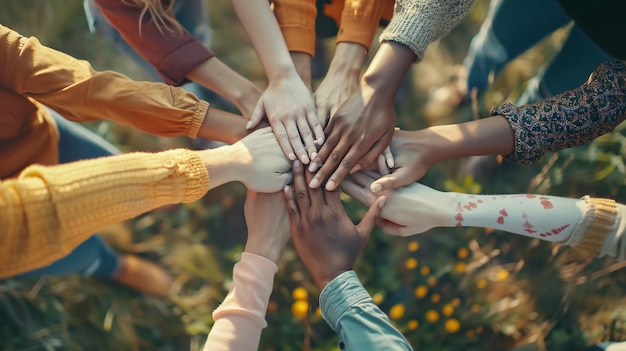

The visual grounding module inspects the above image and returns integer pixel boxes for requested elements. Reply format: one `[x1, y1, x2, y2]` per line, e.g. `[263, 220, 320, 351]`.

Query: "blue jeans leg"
[17, 110, 122, 278]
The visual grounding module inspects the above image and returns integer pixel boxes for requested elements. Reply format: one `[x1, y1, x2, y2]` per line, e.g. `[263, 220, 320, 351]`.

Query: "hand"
[370, 129, 434, 194]
[314, 42, 366, 127]
[231, 127, 292, 192]
[284, 160, 386, 290]
[308, 83, 396, 191]
[247, 74, 324, 164]
[341, 171, 454, 237]
[244, 190, 291, 263]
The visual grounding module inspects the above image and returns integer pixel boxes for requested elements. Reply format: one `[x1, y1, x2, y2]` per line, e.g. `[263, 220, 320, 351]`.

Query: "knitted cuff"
[565, 196, 618, 257]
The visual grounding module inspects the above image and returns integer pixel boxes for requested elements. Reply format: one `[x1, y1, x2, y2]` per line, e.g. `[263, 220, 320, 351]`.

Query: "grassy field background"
[2, 1, 626, 350]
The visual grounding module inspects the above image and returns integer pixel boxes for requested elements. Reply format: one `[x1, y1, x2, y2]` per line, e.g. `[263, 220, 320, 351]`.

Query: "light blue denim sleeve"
[320, 271, 413, 351]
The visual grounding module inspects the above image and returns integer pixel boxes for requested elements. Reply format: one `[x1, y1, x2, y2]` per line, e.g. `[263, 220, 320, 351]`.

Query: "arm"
[284, 161, 411, 350]
[369, 60, 626, 193]
[204, 191, 291, 350]
[231, 0, 325, 164]
[93, 0, 261, 115]
[342, 172, 626, 260]
[0, 24, 250, 144]
[0, 128, 290, 279]
[320, 271, 413, 351]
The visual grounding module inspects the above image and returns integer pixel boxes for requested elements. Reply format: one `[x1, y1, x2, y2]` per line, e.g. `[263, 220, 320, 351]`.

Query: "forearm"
[415, 116, 515, 167]
[231, 0, 300, 82]
[361, 42, 416, 101]
[187, 58, 261, 117]
[320, 271, 413, 351]
[197, 108, 250, 144]
[0, 149, 208, 279]
[204, 252, 277, 351]
[379, 0, 474, 60]
[491, 60, 626, 164]
[291, 52, 313, 90]
[327, 42, 368, 79]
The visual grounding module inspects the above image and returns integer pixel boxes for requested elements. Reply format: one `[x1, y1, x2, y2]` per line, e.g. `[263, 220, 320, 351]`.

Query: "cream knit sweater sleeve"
[0, 149, 209, 278]
[379, 0, 475, 60]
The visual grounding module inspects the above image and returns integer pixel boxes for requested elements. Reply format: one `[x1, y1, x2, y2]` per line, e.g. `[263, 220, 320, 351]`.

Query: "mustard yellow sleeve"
[0, 149, 209, 278]
[272, 0, 317, 56]
[0, 24, 207, 139]
[335, 0, 387, 50]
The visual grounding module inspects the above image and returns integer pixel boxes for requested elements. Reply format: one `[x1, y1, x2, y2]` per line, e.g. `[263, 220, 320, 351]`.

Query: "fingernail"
[317, 137, 324, 144]
[350, 165, 361, 174]
[387, 158, 395, 168]
[288, 152, 296, 161]
[245, 121, 252, 129]
[371, 184, 382, 193]
[311, 152, 317, 160]
[284, 185, 290, 193]
[293, 160, 300, 168]
[326, 180, 336, 191]
[308, 162, 318, 172]
[378, 196, 387, 208]
[309, 179, 319, 188]
[301, 154, 310, 164]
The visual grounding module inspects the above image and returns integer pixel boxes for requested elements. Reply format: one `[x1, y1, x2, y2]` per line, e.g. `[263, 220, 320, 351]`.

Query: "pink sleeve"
[203, 252, 277, 351]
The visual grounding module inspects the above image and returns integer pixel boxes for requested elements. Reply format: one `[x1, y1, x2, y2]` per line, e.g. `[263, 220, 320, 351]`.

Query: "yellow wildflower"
[292, 287, 308, 301]
[405, 258, 418, 270]
[442, 303, 454, 316]
[408, 241, 419, 252]
[457, 247, 469, 259]
[407, 320, 419, 330]
[420, 266, 431, 276]
[415, 285, 428, 299]
[430, 293, 441, 304]
[476, 279, 487, 289]
[389, 304, 405, 320]
[425, 310, 440, 323]
[291, 300, 309, 319]
[445, 318, 461, 333]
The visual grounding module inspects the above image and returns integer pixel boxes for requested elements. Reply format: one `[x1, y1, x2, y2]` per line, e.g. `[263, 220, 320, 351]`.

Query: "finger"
[247, 101, 265, 130]
[306, 106, 325, 146]
[283, 185, 301, 224]
[311, 138, 350, 190]
[285, 120, 310, 164]
[370, 168, 413, 194]
[356, 196, 387, 237]
[326, 140, 378, 191]
[304, 167, 324, 206]
[378, 219, 409, 237]
[339, 177, 375, 206]
[292, 160, 311, 212]
[383, 146, 395, 168]
[308, 117, 341, 173]
[273, 123, 297, 161]
[315, 100, 330, 129]
[377, 155, 390, 176]
[296, 117, 317, 162]
[349, 171, 377, 188]
[353, 136, 390, 172]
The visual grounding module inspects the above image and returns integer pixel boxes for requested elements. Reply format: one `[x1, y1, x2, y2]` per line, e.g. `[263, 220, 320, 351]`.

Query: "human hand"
[244, 190, 291, 263]
[314, 42, 366, 127]
[284, 161, 386, 290]
[370, 129, 435, 194]
[308, 84, 396, 191]
[246, 74, 324, 164]
[341, 171, 454, 237]
[229, 127, 292, 192]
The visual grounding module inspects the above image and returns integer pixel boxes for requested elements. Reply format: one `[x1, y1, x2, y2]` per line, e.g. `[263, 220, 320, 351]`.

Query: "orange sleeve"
[334, 0, 387, 50]
[272, 0, 317, 56]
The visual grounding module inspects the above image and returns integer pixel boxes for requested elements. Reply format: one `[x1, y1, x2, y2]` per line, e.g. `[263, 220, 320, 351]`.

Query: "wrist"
[327, 42, 367, 77]
[290, 52, 313, 89]
[313, 267, 351, 291]
[361, 42, 414, 94]
[267, 63, 300, 83]
[199, 144, 248, 189]
[244, 237, 283, 264]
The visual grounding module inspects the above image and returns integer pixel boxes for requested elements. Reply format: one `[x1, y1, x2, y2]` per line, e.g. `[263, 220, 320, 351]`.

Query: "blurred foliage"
[2, 0, 626, 350]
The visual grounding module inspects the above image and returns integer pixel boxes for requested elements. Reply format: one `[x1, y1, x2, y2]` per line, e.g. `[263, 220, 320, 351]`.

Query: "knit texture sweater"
[0, 149, 209, 278]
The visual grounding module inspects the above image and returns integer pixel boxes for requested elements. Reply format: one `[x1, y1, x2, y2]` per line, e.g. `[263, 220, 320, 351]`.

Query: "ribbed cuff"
[188, 100, 209, 138]
[565, 196, 618, 257]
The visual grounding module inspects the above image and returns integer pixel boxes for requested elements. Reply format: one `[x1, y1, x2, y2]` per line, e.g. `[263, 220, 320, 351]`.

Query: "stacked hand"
[284, 160, 386, 290]
[244, 190, 291, 263]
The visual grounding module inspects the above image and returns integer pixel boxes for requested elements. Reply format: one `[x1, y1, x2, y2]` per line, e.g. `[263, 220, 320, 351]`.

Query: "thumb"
[356, 196, 386, 236]
[370, 168, 412, 194]
[378, 219, 409, 237]
[247, 100, 265, 130]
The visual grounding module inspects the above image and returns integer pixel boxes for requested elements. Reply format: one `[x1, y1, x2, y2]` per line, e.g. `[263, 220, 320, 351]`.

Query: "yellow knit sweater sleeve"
[0, 149, 209, 278]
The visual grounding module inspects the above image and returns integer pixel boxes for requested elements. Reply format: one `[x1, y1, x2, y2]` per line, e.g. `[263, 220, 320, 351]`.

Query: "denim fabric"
[464, 0, 611, 104]
[17, 110, 121, 278]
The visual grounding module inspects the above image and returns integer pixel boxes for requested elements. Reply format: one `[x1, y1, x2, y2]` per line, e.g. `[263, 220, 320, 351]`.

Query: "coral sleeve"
[0, 149, 209, 278]
[204, 252, 277, 351]
[93, 0, 214, 85]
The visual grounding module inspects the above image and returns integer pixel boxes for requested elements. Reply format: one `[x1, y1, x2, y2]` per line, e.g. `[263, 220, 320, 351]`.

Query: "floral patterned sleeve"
[491, 60, 626, 164]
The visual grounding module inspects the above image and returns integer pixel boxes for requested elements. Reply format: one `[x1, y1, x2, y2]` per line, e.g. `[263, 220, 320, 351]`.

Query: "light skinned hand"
[230, 127, 292, 192]
[244, 190, 291, 263]
[308, 84, 396, 191]
[341, 171, 453, 237]
[370, 129, 433, 194]
[246, 74, 324, 164]
[284, 160, 386, 290]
